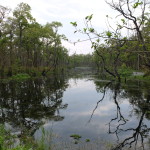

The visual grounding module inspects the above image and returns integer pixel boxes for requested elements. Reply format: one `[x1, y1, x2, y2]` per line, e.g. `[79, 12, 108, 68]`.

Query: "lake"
[0, 74, 150, 150]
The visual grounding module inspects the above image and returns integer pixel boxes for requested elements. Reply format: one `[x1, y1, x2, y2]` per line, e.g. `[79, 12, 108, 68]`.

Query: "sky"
[1, 0, 118, 55]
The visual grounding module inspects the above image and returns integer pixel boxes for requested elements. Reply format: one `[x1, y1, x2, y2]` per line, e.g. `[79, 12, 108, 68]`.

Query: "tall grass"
[0, 125, 51, 150]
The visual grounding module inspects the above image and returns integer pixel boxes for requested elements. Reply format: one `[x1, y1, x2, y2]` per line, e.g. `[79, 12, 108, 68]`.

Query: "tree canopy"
[0, 3, 69, 77]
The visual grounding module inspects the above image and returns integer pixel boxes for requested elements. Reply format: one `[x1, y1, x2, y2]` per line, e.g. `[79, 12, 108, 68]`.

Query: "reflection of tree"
[112, 110, 150, 150]
[88, 81, 111, 123]
[108, 83, 127, 141]
[110, 84, 150, 150]
[93, 79, 150, 150]
[121, 80, 150, 120]
[0, 75, 68, 136]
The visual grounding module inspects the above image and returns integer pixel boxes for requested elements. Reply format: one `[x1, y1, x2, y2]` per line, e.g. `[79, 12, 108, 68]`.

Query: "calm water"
[0, 75, 150, 150]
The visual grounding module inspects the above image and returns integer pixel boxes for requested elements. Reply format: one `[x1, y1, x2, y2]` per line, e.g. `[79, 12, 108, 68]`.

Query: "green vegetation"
[0, 0, 150, 149]
[71, 0, 150, 81]
[1, 1, 150, 81]
[129, 74, 150, 82]
[0, 125, 32, 150]
[70, 134, 82, 145]
[10, 73, 31, 80]
[69, 53, 94, 68]
[0, 3, 69, 78]
[0, 125, 51, 150]
[0, 125, 15, 150]
[70, 134, 82, 140]
[118, 64, 133, 77]
[86, 139, 90, 142]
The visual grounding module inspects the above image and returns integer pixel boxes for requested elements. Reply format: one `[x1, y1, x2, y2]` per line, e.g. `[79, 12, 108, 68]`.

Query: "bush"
[118, 64, 133, 77]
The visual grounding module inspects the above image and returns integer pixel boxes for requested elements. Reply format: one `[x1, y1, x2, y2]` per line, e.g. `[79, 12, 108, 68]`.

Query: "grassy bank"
[0, 125, 51, 150]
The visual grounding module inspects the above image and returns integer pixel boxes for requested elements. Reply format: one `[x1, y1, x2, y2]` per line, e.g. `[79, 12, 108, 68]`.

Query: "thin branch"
[88, 82, 112, 123]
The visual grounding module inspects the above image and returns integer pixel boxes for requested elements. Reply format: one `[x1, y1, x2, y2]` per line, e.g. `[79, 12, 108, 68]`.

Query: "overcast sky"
[1, 0, 118, 55]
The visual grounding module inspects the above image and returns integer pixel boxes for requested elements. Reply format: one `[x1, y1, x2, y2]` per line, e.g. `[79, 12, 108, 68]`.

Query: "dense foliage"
[0, 3, 69, 78]
[69, 53, 94, 68]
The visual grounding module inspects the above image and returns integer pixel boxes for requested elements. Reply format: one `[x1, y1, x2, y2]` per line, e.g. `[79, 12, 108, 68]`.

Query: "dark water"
[0, 75, 150, 150]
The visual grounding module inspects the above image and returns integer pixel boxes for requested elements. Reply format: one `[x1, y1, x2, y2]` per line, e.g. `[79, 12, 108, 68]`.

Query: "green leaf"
[85, 16, 89, 20]
[96, 39, 100, 43]
[89, 28, 94, 32]
[123, 37, 127, 40]
[121, 19, 125, 24]
[106, 31, 112, 37]
[133, 1, 143, 9]
[118, 24, 123, 29]
[70, 22, 77, 27]
[89, 14, 93, 20]
[85, 14, 93, 21]
[83, 28, 87, 32]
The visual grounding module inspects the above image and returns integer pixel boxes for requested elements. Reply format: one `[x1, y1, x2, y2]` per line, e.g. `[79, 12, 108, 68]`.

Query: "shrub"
[118, 64, 133, 77]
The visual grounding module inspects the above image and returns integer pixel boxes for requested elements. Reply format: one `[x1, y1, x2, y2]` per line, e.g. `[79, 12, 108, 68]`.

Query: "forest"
[0, 3, 69, 77]
[0, 1, 150, 81]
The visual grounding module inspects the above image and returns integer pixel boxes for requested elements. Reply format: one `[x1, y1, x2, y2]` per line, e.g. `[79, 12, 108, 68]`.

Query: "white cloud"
[62, 40, 92, 55]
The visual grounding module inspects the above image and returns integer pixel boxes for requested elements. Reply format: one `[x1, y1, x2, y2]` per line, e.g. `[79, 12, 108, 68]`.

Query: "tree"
[71, 15, 128, 81]
[13, 2, 35, 65]
[0, 5, 10, 38]
[23, 22, 43, 67]
[71, 0, 150, 81]
[0, 3, 69, 78]
[0, 5, 11, 76]
[50, 22, 63, 71]
[106, 0, 150, 68]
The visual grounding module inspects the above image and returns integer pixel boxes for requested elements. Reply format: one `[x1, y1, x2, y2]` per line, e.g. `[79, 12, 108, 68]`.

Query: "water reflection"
[0, 75, 150, 150]
[93, 79, 150, 150]
[0, 75, 68, 136]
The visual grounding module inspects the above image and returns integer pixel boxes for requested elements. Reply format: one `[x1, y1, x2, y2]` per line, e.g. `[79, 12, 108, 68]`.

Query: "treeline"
[1, 1, 150, 80]
[69, 53, 94, 68]
[0, 3, 69, 78]
[71, 0, 150, 81]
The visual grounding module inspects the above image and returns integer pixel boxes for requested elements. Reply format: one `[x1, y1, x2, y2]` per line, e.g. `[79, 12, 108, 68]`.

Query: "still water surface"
[0, 75, 150, 149]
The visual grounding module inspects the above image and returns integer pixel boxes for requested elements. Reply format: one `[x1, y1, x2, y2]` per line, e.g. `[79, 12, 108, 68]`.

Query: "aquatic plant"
[70, 134, 82, 140]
